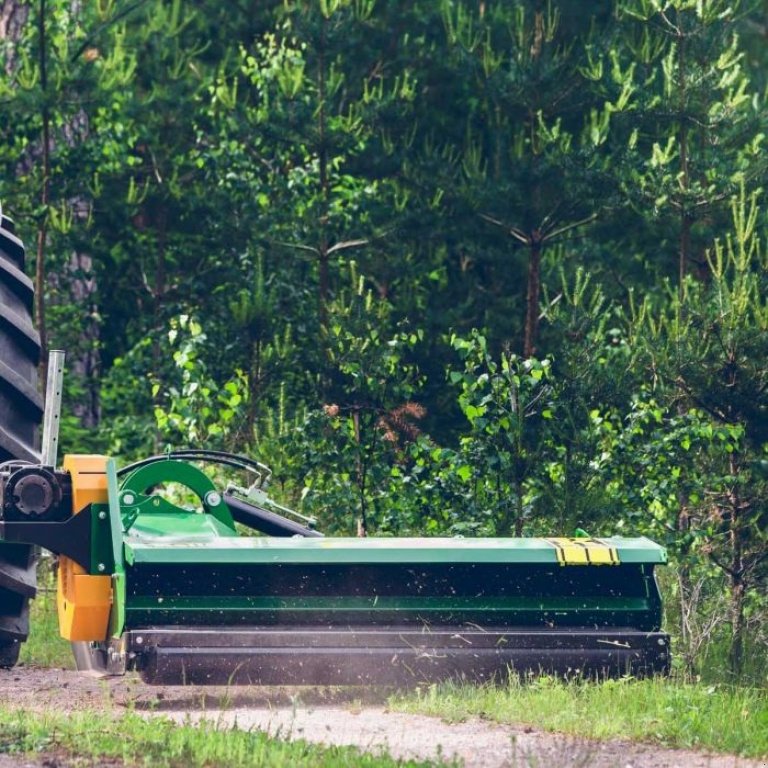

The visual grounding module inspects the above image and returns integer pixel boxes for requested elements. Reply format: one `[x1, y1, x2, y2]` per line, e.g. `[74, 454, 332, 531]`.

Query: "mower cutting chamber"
[0, 453, 670, 684]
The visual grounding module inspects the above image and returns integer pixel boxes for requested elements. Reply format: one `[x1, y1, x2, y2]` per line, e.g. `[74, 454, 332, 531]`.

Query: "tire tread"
[0, 213, 41, 658]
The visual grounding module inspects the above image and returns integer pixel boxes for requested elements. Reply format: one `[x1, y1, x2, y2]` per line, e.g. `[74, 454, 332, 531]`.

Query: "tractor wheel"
[0, 211, 44, 668]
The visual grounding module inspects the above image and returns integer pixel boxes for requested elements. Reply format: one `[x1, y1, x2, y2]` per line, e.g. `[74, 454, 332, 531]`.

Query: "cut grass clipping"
[0, 708, 440, 768]
[391, 677, 768, 759]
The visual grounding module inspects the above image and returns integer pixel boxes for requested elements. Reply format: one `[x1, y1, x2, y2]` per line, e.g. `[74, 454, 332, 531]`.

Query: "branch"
[275, 227, 393, 257]
[707, 551, 736, 578]
[538, 202, 565, 234]
[479, 214, 529, 244]
[675, 377, 730, 423]
[744, 549, 768, 575]
[71, 0, 150, 62]
[542, 212, 598, 243]
[657, 9, 681, 36]
[273, 241, 319, 256]
[327, 238, 369, 255]
[538, 292, 563, 320]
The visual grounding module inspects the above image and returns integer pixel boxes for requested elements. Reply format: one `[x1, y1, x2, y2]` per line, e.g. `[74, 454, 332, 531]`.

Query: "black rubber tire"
[0, 212, 43, 667]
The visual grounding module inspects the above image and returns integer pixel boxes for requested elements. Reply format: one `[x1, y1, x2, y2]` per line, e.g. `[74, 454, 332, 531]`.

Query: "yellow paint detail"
[546, 538, 619, 566]
[63, 454, 109, 513]
[582, 539, 618, 564]
[56, 455, 112, 641]
[57, 557, 112, 640]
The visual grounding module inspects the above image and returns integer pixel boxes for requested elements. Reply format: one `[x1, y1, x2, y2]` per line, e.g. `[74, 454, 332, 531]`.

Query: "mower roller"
[0, 219, 670, 685]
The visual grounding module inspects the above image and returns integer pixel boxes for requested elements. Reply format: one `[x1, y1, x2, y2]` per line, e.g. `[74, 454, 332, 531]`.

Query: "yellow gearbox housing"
[56, 455, 112, 641]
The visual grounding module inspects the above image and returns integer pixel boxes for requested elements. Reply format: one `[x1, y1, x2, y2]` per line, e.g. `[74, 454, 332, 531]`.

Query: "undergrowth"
[0, 708, 440, 767]
[18, 559, 73, 670]
[391, 676, 768, 759]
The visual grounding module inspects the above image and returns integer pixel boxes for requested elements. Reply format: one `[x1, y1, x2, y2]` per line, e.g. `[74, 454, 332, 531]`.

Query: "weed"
[391, 676, 768, 759]
[18, 560, 73, 670]
[0, 707, 441, 767]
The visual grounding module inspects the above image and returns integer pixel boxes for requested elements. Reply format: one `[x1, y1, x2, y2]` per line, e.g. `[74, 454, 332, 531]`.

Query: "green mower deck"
[0, 454, 670, 684]
[122, 527, 668, 683]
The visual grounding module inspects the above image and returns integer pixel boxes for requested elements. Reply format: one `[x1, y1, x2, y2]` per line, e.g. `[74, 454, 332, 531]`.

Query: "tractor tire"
[0, 211, 43, 668]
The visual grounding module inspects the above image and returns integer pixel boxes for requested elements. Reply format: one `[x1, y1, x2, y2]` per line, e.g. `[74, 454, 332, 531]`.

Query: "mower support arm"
[224, 491, 323, 538]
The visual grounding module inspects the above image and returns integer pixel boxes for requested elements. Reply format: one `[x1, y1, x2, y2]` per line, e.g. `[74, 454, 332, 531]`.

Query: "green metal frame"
[122, 530, 666, 565]
[120, 459, 235, 529]
[0, 454, 671, 679]
[73, 456, 669, 651]
[99, 458, 670, 682]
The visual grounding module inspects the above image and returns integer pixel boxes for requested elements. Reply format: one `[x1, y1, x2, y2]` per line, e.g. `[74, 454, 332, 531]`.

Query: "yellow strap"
[583, 538, 620, 565]
[546, 538, 619, 565]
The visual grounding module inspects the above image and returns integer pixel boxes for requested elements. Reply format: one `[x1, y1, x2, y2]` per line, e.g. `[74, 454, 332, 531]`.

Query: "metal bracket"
[0, 504, 93, 570]
[41, 350, 65, 468]
[71, 636, 126, 677]
[226, 482, 318, 528]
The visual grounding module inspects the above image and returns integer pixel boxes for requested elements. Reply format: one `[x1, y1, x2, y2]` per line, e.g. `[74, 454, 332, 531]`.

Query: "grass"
[17, 562, 768, 762]
[0, 707, 442, 767]
[18, 560, 73, 669]
[11, 565, 440, 766]
[390, 676, 768, 759]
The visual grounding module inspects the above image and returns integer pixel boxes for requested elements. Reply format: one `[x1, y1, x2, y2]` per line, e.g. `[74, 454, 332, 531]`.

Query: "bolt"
[97, 563, 106, 572]
[135, 636, 144, 645]
[98, 511, 107, 520]
[205, 491, 222, 507]
[658, 638, 666, 646]
[122, 492, 135, 505]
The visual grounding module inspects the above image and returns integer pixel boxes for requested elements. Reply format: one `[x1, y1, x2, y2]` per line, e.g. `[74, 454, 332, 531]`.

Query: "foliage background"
[1, 0, 767, 680]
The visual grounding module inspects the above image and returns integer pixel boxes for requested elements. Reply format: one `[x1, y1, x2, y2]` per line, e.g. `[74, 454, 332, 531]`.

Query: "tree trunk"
[727, 456, 746, 677]
[677, 13, 690, 294]
[0, 0, 30, 73]
[35, 0, 50, 383]
[352, 409, 367, 535]
[151, 203, 167, 449]
[523, 236, 542, 357]
[245, 338, 262, 443]
[318, 248, 329, 327]
[728, 572, 745, 677]
[679, 212, 691, 292]
[316, 14, 330, 328]
[49, 250, 101, 429]
[675, 497, 698, 674]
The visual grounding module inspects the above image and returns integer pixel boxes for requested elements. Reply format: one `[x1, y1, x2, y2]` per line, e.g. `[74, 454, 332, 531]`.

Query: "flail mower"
[0, 214, 670, 685]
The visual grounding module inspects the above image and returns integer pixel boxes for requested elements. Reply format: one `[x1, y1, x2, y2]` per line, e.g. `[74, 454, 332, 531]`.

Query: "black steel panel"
[129, 625, 670, 685]
[128, 562, 652, 600]
[126, 561, 662, 631]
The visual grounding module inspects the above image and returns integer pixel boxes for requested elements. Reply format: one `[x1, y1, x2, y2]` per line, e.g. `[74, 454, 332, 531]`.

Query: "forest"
[1, 0, 767, 683]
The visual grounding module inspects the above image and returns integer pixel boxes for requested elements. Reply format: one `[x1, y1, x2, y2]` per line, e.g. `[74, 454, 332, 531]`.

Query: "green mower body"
[0, 452, 670, 684]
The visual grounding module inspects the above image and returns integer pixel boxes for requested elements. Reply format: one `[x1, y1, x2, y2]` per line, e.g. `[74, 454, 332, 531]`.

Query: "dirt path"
[0, 667, 765, 768]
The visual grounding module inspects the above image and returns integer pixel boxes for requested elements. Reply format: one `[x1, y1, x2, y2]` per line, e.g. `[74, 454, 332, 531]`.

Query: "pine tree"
[614, 0, 766, 287]
[434, 1, 616, 355]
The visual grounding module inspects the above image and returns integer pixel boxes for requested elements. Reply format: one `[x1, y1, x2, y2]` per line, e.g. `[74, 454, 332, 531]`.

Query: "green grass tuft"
[391, 676, 768, 758]
[18, 561, 74, 670]
[0, 707, 442, 767]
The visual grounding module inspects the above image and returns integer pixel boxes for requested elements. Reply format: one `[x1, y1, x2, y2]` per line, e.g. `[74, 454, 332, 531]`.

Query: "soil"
[0, 666, 765, 768]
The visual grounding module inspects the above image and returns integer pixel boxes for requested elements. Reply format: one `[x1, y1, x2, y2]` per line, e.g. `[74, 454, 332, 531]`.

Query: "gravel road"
[0, 667, 765, 768]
